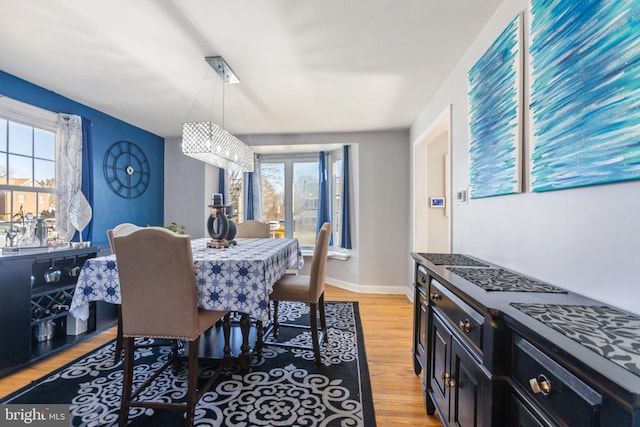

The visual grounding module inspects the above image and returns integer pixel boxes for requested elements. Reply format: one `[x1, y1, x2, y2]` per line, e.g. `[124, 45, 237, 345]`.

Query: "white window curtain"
[55, 114, 83, 241]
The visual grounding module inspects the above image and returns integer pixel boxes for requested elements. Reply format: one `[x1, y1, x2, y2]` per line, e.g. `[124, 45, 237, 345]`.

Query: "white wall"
[410, 0, 640, 315]
[164, 138, 218, 239]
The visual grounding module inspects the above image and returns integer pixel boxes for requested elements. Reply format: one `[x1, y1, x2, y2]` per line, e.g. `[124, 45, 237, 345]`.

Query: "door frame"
[411, 105, 452, 254]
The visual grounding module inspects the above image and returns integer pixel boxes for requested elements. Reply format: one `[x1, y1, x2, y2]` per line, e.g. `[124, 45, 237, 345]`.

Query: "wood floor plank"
[0, 285, 443, 426]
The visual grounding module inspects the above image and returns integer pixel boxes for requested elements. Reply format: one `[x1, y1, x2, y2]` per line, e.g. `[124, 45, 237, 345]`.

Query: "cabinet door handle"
[420, 276, 427, 284]
[430, 291, 441, 301]
[459, 319, 473, 333]
[529, 375, 551, 396]
[440, 372, 456, 388]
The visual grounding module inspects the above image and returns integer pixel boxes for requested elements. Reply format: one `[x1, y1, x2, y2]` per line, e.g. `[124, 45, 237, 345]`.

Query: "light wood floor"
[0, 285, 443, 426]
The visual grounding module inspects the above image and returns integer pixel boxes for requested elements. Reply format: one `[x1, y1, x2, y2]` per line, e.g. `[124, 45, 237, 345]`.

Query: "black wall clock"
[103, 141, 150, 199]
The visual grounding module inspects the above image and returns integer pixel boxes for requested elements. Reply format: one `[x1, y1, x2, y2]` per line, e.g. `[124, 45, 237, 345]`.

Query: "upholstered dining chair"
[235, 220, 270, 238]
[107, 222, 140, 250]
[112, 227, 228, 427]
[107, 223, 142, 363]
[264, 222, 331, 366]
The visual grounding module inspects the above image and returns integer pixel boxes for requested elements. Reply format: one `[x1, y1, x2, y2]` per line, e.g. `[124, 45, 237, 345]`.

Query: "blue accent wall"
[0, 71, 164, 243]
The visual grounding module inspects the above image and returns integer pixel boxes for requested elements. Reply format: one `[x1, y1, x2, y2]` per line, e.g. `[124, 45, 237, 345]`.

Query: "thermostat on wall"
[430, 197, 445, 208]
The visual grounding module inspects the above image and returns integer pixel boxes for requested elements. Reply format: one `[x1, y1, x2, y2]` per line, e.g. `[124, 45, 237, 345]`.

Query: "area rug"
[1, 302, 375, 427]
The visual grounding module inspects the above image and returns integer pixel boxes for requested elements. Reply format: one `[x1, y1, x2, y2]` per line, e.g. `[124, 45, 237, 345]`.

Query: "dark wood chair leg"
[238, 313, 252, 369]
[319, 292, 328, 344]
[115, 306, 124, 363]
[119, 337, 134, 426]
[309, 302, 321, 366]
[273, 300, 280, 339]
[223, 313, 231, 363]
[185, 336, 199, 427]
[256, 320, 264, 361]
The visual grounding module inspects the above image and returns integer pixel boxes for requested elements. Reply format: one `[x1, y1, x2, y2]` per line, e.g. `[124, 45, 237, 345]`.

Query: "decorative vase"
[18, 220, 37, 247]
[34, 218, 49, 246]
[5, 229, 19, 247]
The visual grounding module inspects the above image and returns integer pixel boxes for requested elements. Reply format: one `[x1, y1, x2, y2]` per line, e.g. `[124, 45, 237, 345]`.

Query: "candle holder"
[206, 202, 237, 248]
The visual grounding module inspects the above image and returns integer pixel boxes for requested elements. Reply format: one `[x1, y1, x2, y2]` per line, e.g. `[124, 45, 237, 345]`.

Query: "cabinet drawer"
[417, 265, 429, 294]
[430, 279, 484, 356]
[512, 334, 602, 427]
[509, 393, 549, 427]
[417, 292, 428, 365]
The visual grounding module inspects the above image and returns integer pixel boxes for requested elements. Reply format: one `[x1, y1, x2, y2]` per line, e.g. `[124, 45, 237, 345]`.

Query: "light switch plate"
[455, 188, 468, 205]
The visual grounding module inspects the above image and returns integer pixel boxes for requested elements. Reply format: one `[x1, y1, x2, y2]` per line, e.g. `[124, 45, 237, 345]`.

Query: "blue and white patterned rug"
[2, 302, 376, 426]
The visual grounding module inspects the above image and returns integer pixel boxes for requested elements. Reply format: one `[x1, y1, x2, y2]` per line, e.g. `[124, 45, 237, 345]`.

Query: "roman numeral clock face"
[103, 141, 150, 199]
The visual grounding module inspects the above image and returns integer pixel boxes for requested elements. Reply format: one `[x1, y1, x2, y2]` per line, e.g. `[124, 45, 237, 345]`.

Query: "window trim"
[1, 96, 58, 235]
[0, 95, 58, 131]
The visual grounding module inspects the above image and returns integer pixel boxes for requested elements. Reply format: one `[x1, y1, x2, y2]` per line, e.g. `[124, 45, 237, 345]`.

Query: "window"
[259, 151, 342, 247]
[261, 162, 286, 239]
[227, 163, 244, 221]
[0, 99, 58, 243]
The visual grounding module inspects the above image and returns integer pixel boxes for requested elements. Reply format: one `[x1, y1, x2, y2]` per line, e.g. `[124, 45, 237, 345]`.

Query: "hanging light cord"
[185, 66, 210, 124]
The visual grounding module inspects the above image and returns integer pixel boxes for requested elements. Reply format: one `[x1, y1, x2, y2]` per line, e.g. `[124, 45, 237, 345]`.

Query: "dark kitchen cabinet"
[413, 266, 429, 369]
[0, 246, 117, 378]
[509, 333, 602, 427]
[412, 263, 435, 413]
[430, 310, 497, 427]
[412, 252, 640, 427]
[508, 393, 549, 427]
[0, 257, 32, 373]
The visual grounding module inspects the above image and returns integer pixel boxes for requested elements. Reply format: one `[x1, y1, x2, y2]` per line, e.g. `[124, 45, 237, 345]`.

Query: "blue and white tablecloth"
[69, 238, 303, 323]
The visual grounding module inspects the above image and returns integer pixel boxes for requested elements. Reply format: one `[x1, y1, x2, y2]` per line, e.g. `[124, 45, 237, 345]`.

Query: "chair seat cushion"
[197, 309, 227, 336]
[270, 274, 313, 303]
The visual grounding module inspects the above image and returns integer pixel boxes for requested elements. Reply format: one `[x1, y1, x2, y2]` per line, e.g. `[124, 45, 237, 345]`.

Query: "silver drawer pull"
[529, 375, 551, 396]
[430, 291, 441, 301]
[459, 319, 473, 333]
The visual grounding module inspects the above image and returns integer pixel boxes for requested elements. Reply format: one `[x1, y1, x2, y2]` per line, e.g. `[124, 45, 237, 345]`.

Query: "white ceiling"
[0, 0, 501, 138]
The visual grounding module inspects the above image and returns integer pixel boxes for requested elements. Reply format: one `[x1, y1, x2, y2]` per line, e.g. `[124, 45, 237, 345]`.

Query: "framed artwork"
[529, 0, 640, 192]
[468, 13, 523, 199]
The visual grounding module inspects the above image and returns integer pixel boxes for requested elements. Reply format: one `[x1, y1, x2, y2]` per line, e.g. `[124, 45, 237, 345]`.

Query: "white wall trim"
[326, 276, 410, 298]
[405, 286, 414, 304]
[0, 94, 58, 131]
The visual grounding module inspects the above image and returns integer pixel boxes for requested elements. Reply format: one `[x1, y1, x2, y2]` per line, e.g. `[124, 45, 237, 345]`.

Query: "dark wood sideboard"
[412, 252, 640, 427]
[0, 245, 117, 378]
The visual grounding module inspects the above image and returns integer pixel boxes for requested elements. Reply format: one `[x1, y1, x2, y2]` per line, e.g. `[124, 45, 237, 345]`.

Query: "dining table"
[69, 237, 303, 366]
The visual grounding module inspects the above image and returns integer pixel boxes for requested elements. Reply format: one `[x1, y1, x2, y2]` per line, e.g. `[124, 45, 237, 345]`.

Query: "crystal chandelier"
[182, 56, 254, 172]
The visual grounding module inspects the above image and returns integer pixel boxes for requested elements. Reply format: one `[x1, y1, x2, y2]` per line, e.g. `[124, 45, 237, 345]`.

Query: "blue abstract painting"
[529, 0, 640, 192]
[468, 14, 522, 199]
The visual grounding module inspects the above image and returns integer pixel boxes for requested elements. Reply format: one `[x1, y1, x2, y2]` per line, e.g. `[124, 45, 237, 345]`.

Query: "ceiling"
[0, 0, 501, 139]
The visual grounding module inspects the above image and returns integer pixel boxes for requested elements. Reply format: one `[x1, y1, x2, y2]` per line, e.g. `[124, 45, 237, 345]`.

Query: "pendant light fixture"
[182, 56, 254, 172]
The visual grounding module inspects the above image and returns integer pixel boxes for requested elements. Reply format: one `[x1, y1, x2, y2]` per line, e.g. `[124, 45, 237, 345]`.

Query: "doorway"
[413, 106, 451, 253]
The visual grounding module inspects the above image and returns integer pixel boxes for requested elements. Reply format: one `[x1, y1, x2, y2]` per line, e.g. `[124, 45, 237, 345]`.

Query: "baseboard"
[326, 276, 410, 296]
[405, 287, 414, 303]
